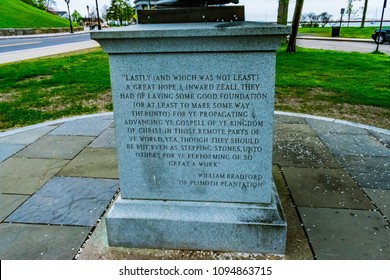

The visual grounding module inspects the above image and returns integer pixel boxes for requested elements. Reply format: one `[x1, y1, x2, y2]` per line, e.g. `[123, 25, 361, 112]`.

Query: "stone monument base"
[91, 22, 291, 255]
[105, 181, 286, 254]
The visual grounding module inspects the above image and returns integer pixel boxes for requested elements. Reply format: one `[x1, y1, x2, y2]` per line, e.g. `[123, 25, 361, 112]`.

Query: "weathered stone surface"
[49, 115, 113, 136]
[15, 135, 94, 159]
[273, 124, 341, 168]
[6, 177, 119, 226]
[318, 133, 390, 157]
[369, 130, 390, 148]
[306, 118, 369, 135]
[283, 167, 373, 209]
[0, 144, 25, 162]
[89, 127, 117, 148]
[0, 157, 69, 195]
[0, 126, 55, 145]
[58, 148, 118, 179]
[363, 188, 390, 220]
[0, 194, 29, 222]
[272, 166, 313, 259]
[337, 155, 390, 189]
[299, 207, 390, 260]
[0, 223, 90, 260]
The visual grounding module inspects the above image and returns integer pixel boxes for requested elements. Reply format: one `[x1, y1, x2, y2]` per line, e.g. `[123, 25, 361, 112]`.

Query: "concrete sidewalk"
[0, 41, 100, 64]
[0, 112, 389, 260]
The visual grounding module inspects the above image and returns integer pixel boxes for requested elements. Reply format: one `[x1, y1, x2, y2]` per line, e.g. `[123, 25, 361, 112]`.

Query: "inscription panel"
[110, 52, 276, 203]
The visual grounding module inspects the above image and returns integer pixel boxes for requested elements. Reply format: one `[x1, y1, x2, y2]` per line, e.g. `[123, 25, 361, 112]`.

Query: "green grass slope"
[0, 0, 71, 28]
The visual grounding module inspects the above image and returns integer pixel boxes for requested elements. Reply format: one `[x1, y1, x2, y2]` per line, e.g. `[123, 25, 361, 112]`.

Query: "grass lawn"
[0, 0, 72, 28]
[0, 48, 111, 130]
[0, 47, 389, 131]
[275, 47, 390, 129]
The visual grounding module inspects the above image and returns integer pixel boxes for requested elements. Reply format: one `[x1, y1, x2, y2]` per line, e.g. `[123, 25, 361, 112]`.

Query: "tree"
[277, 0, 289, 25]
[106, 0, 135, 26]
[21, 0, 36, 6]
[89, 6, 96, 19]
[287, 0, 304, 53]
[306, 12, 319, 27]
[22, 0, 57, 11]
[34, 0, 45, 10]
[318, 12, 333, 27]
[72, 10, 83, 22]
[361, 0, 369, 27]
[346, 0, 359, 27]
[101, 5, 110, 22]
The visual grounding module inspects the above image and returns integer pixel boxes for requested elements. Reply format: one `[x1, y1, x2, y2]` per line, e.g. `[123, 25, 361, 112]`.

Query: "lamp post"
[87, 5, 91, 30]
[95, 0, 102, 30]
[339, 8, 345, 28]
[65, 0, 74, 33]
[376, 0, 387, 52]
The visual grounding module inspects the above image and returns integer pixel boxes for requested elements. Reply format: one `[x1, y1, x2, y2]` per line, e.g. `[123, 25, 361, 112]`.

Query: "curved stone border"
[275, 111, 390, 136]
[1, 111, 389, 138]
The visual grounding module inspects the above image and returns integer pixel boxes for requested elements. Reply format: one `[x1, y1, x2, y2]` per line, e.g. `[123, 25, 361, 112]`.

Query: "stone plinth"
[91, 22, 290, 254]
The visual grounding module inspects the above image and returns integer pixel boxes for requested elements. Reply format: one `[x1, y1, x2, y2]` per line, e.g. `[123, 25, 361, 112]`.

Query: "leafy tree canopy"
[106, 0, 135, 25]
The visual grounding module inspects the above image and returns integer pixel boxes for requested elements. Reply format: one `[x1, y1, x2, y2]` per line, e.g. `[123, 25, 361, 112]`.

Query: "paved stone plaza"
[0, 112, 389, 260]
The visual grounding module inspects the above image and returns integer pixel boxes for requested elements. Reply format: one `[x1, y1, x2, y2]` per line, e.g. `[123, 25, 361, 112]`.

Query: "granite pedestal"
[91, 22, 290, 254]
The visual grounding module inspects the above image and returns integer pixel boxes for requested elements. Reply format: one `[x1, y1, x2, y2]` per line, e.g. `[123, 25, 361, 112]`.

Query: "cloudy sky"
[56, 0, 389, 22]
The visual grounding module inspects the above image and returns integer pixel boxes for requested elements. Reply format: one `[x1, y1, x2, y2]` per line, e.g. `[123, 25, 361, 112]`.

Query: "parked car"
[371, 28, 390, 44]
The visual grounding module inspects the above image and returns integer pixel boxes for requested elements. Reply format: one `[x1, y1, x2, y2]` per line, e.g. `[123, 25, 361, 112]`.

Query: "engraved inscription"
[118, 72, 270, 189]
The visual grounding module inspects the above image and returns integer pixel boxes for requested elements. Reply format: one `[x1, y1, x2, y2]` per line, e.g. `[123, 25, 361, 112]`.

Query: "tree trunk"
[361, 0, 369, 28]
[277, 0, 290, 25]
[286, 0, 304, 52]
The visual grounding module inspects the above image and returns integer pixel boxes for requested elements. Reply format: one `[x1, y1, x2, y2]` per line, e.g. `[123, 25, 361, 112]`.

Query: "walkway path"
[0, 112, 389, 260]
[297, 36, 390, 55]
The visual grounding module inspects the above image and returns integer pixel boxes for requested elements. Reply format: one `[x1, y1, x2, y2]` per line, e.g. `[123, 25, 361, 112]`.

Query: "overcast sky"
[56, 0, 389, 22]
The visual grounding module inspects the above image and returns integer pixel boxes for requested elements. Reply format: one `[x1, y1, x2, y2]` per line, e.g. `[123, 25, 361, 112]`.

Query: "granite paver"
[0, 194, 29, 222]
[0, 143, 25, 162]
[0, 157, 69, 195]
[306, 118, 370, 135]
[369, 130, 390, 147]
[6, 177, 119, 226]
[15, 135, 95, 160]
[363, 188, 390, 220]
[58, 147, 118, 178]
[273, 123, 341, 168]
[89, 127, 117, 148]
[0, 223, 90, 260]
[0, 125, 57, 145]
[336, 156, 390, 189]
[282, 167, 374, 209]
[49, 115, 113, 136]
[298, 207, 390, 260]
[317, 133, 390, 157]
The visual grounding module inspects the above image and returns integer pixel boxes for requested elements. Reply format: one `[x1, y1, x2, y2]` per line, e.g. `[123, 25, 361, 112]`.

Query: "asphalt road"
[0, 33, 92, 53]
